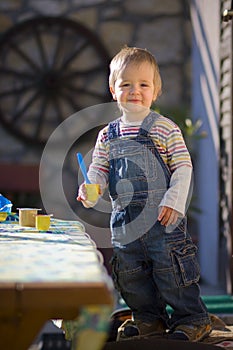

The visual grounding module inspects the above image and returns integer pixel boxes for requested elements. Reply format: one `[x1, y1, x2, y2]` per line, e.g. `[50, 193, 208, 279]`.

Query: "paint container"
[35, 214, 51, 231]
[85, 184, 101, 202]
[18, 208, 41, 227]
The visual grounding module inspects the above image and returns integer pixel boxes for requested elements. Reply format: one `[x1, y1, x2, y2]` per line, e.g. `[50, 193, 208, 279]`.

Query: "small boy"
[77, 46, 212, 341]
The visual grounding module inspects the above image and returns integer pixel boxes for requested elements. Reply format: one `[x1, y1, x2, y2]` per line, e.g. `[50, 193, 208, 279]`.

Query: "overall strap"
[108, 119, 120, 140]
[139, 111, 171, 181]
[138, 111, 160, 136]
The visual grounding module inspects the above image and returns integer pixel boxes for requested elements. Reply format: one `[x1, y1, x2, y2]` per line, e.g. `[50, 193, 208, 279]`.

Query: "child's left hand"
[158, 206, 179, 226]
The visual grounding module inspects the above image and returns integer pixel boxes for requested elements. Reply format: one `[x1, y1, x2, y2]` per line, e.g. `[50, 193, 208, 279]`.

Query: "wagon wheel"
[0, 16, 111, 147]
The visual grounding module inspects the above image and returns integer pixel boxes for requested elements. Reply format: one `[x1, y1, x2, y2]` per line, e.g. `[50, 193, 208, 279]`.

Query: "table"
[0, 218, 114, 350]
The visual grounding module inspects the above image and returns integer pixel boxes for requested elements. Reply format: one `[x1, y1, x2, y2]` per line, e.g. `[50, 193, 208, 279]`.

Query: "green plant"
[154, 106, 207, 151]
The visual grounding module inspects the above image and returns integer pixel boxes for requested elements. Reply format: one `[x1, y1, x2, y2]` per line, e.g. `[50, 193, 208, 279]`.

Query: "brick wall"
[0, 0, 191, 161]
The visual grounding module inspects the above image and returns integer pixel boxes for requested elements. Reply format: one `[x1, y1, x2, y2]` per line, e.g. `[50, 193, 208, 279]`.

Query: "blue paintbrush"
[76, 153, 91, 184]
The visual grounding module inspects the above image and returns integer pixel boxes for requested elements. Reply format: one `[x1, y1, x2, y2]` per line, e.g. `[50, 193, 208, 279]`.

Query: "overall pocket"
[171, 241, 200, 287]
[110, 140, 158, 181]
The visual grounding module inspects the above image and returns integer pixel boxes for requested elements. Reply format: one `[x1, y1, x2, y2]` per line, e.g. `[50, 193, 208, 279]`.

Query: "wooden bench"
[0, 163, 39, 194]
[0, 163, 41, 209]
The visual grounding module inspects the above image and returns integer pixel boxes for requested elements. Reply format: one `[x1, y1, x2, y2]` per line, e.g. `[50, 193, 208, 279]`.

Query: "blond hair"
[109, 46, 162, 97]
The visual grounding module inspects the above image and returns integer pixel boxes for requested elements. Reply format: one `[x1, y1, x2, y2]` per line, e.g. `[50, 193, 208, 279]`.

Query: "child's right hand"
[77, 183, 87, 202]
[77, 183, 100, 208]
[77, 183, 91, 208]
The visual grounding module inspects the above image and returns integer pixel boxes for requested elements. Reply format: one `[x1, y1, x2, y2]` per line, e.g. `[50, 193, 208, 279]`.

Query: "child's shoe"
[117, 318, 167, 341]
[168, 323, 212, 342]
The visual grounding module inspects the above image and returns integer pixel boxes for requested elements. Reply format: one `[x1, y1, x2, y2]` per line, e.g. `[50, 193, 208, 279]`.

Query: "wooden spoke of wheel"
[0, 16, 110, 146]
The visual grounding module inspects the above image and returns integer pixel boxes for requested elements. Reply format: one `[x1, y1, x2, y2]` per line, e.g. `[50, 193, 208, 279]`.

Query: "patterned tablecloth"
[0, 217, 114, 350]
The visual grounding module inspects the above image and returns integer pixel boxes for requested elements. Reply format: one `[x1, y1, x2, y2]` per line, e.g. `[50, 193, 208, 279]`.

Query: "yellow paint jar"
[18, 208, 41, 227]
[85, 184, 100, 202]
[35, 215, 51, 231]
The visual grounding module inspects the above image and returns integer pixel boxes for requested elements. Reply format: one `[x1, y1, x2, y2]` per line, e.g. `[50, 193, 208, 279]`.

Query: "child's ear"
[110, 86, 117, 100]
[153, 87, 159, 102]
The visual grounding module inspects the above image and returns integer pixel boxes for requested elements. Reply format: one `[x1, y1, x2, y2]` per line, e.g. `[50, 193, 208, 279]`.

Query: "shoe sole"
[167, 326, 212, 342]
[117, 330, 167, 342]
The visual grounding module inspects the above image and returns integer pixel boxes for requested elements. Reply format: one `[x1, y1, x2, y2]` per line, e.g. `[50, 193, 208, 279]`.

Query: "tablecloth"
[0, 218, 114, 350]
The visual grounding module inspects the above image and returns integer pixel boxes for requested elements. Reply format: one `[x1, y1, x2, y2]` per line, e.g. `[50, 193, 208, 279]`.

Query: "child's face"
[110, 61, 158, 113]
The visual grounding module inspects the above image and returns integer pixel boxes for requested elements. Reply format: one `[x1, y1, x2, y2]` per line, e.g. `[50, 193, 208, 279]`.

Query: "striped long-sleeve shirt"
[88, 114, 193, 216]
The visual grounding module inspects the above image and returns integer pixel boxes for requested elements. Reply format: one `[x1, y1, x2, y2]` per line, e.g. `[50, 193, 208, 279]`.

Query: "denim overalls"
[109, 112, 210, 329]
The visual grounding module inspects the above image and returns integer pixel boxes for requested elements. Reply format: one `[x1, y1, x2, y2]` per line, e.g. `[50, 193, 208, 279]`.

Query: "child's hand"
[158, 206, 179, 226]
[77, 183, 92, 208]
[77, 183, 87, 201]
[77, 183, 101, 208]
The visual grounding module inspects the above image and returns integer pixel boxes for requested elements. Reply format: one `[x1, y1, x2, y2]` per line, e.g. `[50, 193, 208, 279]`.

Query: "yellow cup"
[85, 184, 100, 202]
[35, 215, 51, 231]
[18, 208, 41, 227]
[0, 212, 7, 222]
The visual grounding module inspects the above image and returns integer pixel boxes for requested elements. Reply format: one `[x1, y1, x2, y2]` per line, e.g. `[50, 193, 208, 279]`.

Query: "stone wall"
[0, 0, 191, 162]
